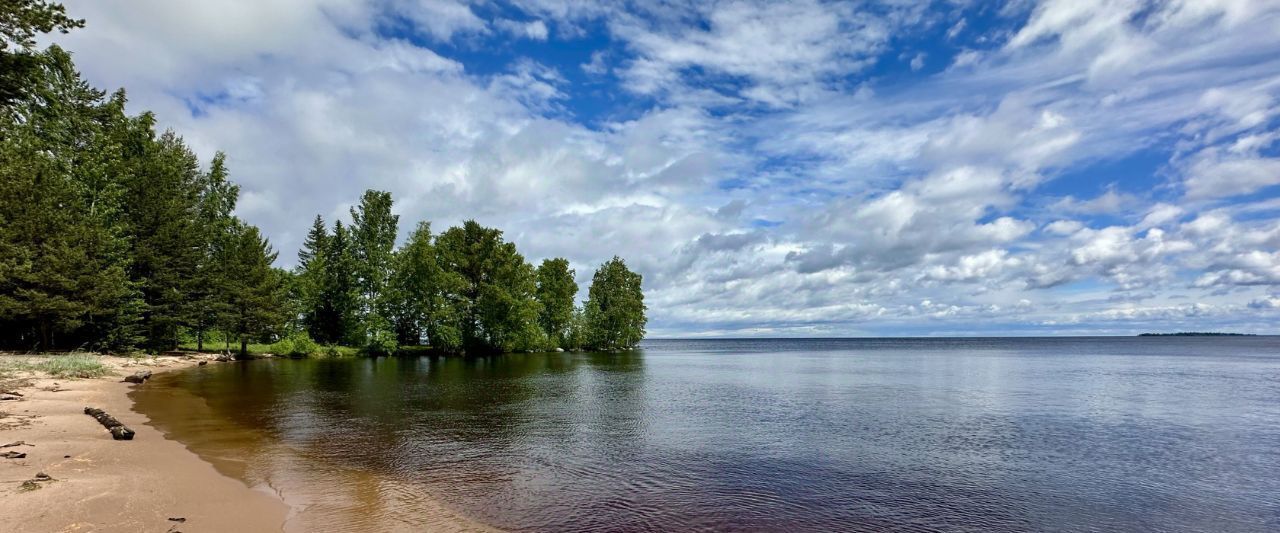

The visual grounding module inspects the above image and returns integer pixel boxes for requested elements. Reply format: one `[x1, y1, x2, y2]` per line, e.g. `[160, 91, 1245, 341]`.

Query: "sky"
[50, 0, 1280, 337]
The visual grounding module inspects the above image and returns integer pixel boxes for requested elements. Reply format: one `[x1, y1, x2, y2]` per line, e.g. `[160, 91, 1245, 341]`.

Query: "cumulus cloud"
[49, 0, 1280, 336]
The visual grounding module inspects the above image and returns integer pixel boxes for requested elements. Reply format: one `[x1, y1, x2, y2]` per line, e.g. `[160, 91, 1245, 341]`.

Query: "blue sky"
[55, 0, 1280, 336]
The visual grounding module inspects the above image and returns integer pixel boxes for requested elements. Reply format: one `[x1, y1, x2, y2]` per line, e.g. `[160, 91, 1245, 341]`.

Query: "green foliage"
[0, 0, 81, 50]
[535, 258, 577, 349]
[296, 215, 332, 342]
[434, 221, 544, 353]
[270, 331, 321, 358]
[362, 314, 398, 356]
[321, 344, 359, 358]
[564, 306, 588, 351]
[324, 221, 362, 345]
[293, 217, 360, 346]
[0, 47, 138, 351]
[387, 222, 444, 346]
[222, 223, 286, 357]
[0, 4, 644, 357]
[350, 190, 398, 325]
[187, 152, 239, 351]
[292, 197, 646, 356]
[583, 257, 647, 350]
[0, 0, 83, 107]
[124, 130, 206, 351]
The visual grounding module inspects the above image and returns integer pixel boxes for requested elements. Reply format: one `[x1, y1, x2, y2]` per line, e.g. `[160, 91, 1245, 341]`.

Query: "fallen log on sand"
[83, 407, 135, 440]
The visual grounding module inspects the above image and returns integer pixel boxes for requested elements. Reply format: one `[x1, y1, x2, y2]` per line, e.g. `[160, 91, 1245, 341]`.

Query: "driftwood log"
[122, 370, 152, 384]
[83, 407, 135, 440]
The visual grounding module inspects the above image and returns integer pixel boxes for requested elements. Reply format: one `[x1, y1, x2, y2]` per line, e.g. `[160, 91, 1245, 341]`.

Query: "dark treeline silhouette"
[0, 2, 645, 356]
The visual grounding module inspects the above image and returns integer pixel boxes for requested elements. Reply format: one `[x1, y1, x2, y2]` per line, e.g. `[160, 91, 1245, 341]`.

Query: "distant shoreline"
[643, 334, 1270, 340]
[1136, 332, 1257, 337]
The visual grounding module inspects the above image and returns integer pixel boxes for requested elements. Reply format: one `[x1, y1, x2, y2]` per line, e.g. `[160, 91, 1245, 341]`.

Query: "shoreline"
[0, 354, 289, 532]
[133, 358, 501, 533]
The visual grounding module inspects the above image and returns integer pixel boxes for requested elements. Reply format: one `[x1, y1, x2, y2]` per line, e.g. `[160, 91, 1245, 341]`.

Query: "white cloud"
[611, 0, 895, 106]
[909, 52, 926, 71]
[47, 0, 1280, 336]
[497, 18, 549, 40]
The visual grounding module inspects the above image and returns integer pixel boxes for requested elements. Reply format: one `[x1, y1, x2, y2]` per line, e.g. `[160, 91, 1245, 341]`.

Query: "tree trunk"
[240, 337, 247, 358]
[197, 329, 203, 352]
[38, 320, 50, 352]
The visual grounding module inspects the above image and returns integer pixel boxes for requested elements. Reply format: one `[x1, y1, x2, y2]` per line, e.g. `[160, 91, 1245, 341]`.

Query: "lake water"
[132, 337, 1280, 532]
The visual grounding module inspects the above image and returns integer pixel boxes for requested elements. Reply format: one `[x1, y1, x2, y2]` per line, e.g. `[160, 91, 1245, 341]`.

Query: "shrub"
[270, 332, 321, 358]
[364, 326, 398, 356]
[321, 344, 359, 358]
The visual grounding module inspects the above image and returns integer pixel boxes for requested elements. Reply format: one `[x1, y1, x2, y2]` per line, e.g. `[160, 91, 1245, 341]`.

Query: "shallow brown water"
[132, 362, 492, 532]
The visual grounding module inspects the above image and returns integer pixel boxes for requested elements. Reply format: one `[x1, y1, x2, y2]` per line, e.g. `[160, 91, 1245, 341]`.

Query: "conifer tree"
[122, 129, 203, 351]
[0, 46, 136, 350]
[0, 0, 83, 107]
[0, 24, 290, 354]
[321, 220, 361, 345]
[188, 152, 239, 351]
[221, 222, 285, 357]
[296, 215, 331, 342]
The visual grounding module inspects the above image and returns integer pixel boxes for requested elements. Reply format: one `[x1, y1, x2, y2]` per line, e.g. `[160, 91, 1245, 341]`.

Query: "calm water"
[133, 337, 1280, 532]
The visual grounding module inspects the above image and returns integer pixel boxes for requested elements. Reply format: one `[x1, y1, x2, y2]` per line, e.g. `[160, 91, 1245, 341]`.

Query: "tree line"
[0, 1, 646, 356]
[293, 192, 646, 355]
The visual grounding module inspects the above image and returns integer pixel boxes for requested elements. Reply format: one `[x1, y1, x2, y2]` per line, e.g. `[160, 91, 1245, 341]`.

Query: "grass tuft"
[8, 354, 111, 379]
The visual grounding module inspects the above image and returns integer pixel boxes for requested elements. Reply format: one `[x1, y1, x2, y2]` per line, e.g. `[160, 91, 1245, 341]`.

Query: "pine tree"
[0, 29, 291, 354]
[321, 220, 361, 345]
[0, 0, 83, 107]
[188, 152, 239, 351]
[123, 129, 203, 351]
[0, 46, 136, 351]
[221, 222, 285, 357]
[296, 215, 331, 342]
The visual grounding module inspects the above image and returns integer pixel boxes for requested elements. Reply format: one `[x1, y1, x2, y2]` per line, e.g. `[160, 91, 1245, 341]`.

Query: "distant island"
[1137, 332, 1256, 337]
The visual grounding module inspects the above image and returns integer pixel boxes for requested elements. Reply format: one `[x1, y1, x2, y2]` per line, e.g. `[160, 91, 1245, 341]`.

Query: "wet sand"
[0, 355, 288, 532]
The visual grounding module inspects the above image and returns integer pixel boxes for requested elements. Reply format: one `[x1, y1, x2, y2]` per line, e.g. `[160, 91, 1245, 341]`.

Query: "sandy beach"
[0, 354, 288, 533]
